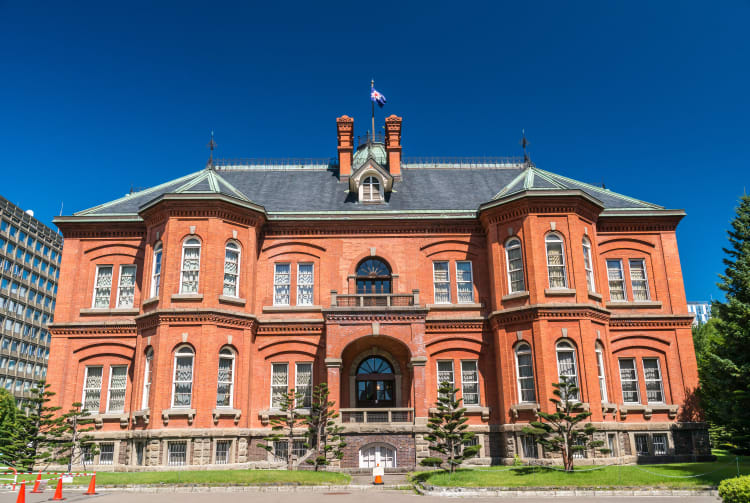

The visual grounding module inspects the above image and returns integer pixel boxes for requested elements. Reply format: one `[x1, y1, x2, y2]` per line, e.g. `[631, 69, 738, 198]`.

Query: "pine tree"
[421, 381, 480, 473]
[0, 388, 19, 466]
[257, 389, 305, 471]
[303, 383, 346, 471]
[706, 194, 750, 450]
[522, 377, 606, 471]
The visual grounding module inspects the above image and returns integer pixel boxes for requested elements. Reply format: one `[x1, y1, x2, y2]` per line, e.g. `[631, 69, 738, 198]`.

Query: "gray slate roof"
[74, 162, 663, 217]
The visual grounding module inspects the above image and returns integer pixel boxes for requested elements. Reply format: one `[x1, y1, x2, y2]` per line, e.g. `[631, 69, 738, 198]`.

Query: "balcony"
[330, 290, 420, 308]
[340, 408, 414, 424]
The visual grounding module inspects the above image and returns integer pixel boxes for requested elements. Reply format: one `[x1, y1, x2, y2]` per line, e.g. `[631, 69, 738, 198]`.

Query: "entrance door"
[359, 444, 396, 468]
[356, 356, 395, 407]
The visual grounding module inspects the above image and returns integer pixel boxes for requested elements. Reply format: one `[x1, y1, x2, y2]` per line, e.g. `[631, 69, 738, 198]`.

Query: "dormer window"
[361, 176, 383, 203]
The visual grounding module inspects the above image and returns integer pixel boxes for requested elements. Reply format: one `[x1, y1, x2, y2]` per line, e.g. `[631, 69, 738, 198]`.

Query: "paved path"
[0, 487, 720, 503]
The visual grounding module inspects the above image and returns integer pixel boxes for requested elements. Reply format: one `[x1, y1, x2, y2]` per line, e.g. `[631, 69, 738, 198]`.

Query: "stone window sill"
[430, 405, 489, 421]
[90, 413, 129, 428]
[426, 303, 483, 310]
[601, 402, 618, 413]
[588, 291, 603, 301]
[218, 295, 246, 306]
[606, 301, 662, 309]
[510, 402, 540, 419]
[79, 308, 139, 316]
[132, 409, 150, 425]
[259, 408, 310, 425]
[142, 296, 159, 307]
[502, 291, 529, 302]
[545, 288, 576, 297]
[162, 408, 196, 425]
[212, 408, 242, 424]
[171, 294, 203, 302]
[262, 305, 322, 313]
[619, 403, 678, 419]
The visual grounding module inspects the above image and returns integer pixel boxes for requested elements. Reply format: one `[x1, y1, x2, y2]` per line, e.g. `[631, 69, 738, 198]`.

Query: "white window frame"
[296, 263, 314, 306]
[106, 365, 128, 413]
[216, 348, 235, 408]
[433, 261, 451, 304]
[270, 362, 288, 409]
[545, 233, 568, 289]
[115, 265, 137, 308]
[555, 341, 579, 400]
[171, 346, 194, 408]
[98, 442, 115, 465]
[168, 441, 187, 466]
[295, 362, 313, 409]
[582, 237, 595, 292]
[142, 348, 153, 409]
[515, 343, 536, 403]
[150, 242, 162, 297]
[618, 358, 640, 404]
[505, 238, 526, 293]
[642, 357, 665, 404]
[460, 360, 479, 405]
[215, 440, 231, 464]
[455, 261, 474, 303]
[360, 176, 383, 203]
[81, 365, 103, 412]
[437, 360, 454, 389]
[179, 238, 201, 294]
[92, 265, 113, 308]
[273, 263, 291, 306]
[652, 433, 668, 456]
[629, 258, 651, 301]
[595, 345, 608, 403]
[223, 242, 241, 297]
[607, 259, 626, 301]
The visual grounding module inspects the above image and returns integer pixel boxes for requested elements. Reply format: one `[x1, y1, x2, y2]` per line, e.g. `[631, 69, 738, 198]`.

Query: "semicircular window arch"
[357, 356, 394, 375]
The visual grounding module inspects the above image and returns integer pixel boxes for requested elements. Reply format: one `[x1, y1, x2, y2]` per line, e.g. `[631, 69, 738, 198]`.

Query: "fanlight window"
[356, 258, 392, 294]
[361, 176, 382, 202]
[357, 356, 394, 375]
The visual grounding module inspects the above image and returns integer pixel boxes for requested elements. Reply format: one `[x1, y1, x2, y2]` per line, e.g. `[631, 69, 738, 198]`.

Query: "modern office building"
[687, 301, 712, 325]
[0, 196, 61, 404]
[47, 113, 708, 470]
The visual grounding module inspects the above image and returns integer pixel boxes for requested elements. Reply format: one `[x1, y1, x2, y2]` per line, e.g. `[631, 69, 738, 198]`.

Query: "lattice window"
[82, 366, 102, 412]
[607, 259, 626, 301]
[505, 238, 526, 293]
[643, 358, 664, 403]
[273, 263, 290, 305]
[172, 347, 194, 408]
[456, 261, 474, 303]
[556, 342, 579, 400]
[515, 343, 536, 403]
[295, 363, 312, 408]
[107, 365, 127, 413]
[223, 242, 240, 297]
[180, 238, 201, 294]
[461, 360, 479, 405]
[271, 363, 288, 409]
[619, 358, 640, 404]
[545, 234, 567, 288]
[92, 266, 112, 308]
[433, 261, 450, 304]
[117, 265, 136, 308]
[216, 349, 234, 408]
[297, 263, 313, 306]
[629, 259, 650, 301]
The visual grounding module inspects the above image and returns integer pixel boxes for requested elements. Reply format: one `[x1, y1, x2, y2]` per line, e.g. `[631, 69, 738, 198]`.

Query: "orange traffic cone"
[50, 477, 65, 501]
[31, 472, 43, 493]
[16, 481, 26, 503]
[373, 463, 384, 485]
[83, 474, 97, 495]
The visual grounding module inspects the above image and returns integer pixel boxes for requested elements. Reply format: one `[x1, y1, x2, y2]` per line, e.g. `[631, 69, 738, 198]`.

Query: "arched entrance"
[356, 356, 395, 407]
[359, 443, 396, 468]
[356, 258, 391, 294]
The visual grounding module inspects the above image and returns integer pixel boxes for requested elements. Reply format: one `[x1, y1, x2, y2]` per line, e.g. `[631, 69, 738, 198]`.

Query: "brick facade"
[47, 114, 708, 471]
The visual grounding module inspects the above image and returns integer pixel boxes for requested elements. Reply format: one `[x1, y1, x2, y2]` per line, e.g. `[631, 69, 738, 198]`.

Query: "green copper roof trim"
[173, 169, 252, 202]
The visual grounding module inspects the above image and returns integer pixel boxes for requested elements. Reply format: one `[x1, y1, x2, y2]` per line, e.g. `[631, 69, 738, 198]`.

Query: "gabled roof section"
[491, 164, 663, 210]
[172, 168, 251, 202]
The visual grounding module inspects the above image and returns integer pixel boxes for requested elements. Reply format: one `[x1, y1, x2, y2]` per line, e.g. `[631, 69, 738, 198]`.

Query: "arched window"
[595, 343, 608, 403]
[172, 346, 194, 408]
[151, 242, 163, 297]
[356, 258, 392, 294]
[515, 343, 536, 403]
[216, 348, 235, 408]
[142, 347, 153, 409]
[180, 238, 201, 294]
[582, 237, 595, 292]
[361, 176, 382, 202]
[223, 242, 240, 297]
[505, 238, 526, 293]
[545, 234, 567, 288]
[356, 356, 394, 407]
[555, 341, 579, 400]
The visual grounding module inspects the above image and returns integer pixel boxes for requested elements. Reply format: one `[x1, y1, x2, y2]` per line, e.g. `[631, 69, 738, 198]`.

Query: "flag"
[371, 88, 387, 108]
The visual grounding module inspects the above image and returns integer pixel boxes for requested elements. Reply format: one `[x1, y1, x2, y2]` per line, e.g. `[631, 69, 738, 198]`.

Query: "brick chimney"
[336, 115, 354, 180]
[385, 115, 402, 179]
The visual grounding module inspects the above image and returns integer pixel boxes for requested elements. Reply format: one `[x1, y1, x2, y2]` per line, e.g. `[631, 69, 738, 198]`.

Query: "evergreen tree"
[522, 377, 607, 471]
[705, 194, 750, 450]
[421, 381, 480, 473]
[257, 389, 305, 470]
[0, 388, 19, 466]
[303, 383, 346, 471]
[692, 320, 732, 445]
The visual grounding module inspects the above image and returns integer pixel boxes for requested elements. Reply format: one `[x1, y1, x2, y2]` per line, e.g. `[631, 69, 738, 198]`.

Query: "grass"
[410, 450, 748, 489]
[23, 470, 350, 487]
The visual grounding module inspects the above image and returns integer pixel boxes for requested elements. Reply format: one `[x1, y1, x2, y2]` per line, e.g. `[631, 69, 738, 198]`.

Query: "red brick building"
[48, 114, 708, 470]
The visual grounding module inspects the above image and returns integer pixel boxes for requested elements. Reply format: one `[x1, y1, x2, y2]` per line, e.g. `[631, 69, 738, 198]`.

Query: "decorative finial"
[520, 129, 530, 164]
[207, 130, 217, 168]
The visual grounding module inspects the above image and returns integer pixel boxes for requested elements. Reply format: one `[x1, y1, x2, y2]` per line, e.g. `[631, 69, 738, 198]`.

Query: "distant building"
[687, 301, 712, 325]
[0, 196, 62, 404]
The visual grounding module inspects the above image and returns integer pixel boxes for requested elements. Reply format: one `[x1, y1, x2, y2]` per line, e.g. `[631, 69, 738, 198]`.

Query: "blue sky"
[1, 1, 748, 301]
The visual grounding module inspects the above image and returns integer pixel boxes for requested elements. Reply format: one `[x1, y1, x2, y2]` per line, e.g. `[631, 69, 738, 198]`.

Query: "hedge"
[719, 475, 750, 503]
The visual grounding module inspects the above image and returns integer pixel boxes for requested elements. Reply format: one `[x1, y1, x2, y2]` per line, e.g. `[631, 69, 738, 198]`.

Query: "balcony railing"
[340, 408, 414, 424]
[330, 290, 420, 308]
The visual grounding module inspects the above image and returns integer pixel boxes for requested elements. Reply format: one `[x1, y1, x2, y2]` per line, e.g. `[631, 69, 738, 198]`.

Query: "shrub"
[419, 457, 445, 468]
[719, 475, 750, 503]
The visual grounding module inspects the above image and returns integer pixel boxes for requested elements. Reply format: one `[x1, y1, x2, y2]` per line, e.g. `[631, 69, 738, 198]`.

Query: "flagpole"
[371, 79, 375, 143]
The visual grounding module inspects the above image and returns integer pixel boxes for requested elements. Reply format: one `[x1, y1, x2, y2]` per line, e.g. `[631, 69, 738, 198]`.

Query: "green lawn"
[411, 450, 748, 489]
[26, 470, 350, 487]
